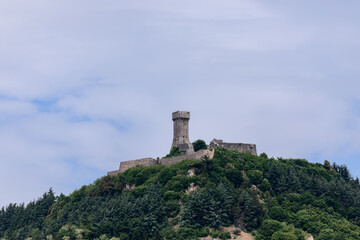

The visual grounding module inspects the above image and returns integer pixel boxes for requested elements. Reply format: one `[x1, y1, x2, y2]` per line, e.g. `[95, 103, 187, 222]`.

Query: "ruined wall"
[107, 157, 158, 175]
[171, 111, 194, 153]
[107, 150, 214, 176]
[210, 139, 257, 155]
[119, 158, 157, 172]
[107, 170, 121, 176]
[159, 149, 214, 166]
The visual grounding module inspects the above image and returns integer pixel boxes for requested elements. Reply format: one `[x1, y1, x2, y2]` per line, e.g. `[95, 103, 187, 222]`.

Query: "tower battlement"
[172, 111, 190, 120]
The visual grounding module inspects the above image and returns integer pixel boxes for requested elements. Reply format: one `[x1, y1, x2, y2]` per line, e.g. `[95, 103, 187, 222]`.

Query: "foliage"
[234, 189, 264, 231]
[2, 148, 360, 239]
[165, 146, 183, 158]
[192, 139, 207, 152]
[181, 183, 235, 229]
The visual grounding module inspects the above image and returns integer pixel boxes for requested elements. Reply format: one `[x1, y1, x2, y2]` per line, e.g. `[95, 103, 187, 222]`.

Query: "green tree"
[247, 170, 263, 185]
[181, 183, 234, 229]
[324, 160, 331, 170]
[256, 220, 283, 240]
[318, 229, 334, 240]
[225, 168, 243, 188]
[271, 231, 297, 240]
[269, 206, 288, 222]
[234, 190, 264, 231]
[192, 139, 207, 152]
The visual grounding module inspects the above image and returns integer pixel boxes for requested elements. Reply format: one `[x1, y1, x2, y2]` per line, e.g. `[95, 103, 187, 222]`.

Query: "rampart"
[120, 157, 157, 172]
[159, 149, 214, 166]
[108, 157, 157, 176]
[209, 138, 257, 155]
[107, 149, 215, 175]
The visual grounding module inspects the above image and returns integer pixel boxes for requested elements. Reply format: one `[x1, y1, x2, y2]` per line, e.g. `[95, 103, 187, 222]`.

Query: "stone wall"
[107, 158, 158, 176]
[159, 149, 214, 166]
[107, 139, 257, 176]
[119, 157, 158, 171]
[107, 157, 158, 176]
[107, 150, 215, 176]
[107, 170, 121, 176]
[209, 138, 257, 155]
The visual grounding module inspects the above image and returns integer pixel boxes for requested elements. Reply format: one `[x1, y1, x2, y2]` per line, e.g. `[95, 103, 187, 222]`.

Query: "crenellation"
[172, 111, 190, 120]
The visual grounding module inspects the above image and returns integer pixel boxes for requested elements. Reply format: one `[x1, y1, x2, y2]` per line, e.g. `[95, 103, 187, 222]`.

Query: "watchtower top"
[172, 111, 190, 120]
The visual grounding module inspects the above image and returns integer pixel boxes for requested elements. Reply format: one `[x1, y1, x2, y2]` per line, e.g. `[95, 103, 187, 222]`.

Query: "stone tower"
[171, 111, 194, 153]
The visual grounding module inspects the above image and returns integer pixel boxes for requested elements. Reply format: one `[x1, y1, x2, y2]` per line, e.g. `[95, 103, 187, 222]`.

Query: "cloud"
[129, 0, 271, 20]
[0, 0, 360, 206]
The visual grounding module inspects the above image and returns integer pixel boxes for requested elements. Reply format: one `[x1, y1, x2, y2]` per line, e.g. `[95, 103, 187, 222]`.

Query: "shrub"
[271, 231, 297, 240]
[164, 191, 180, 201]
[164, 175, 190, 192]
[247, 170, 263, 185]
[165, 147, 183, 158]
[225, 168, 243, 188]
[269, 206, 289, 222]
[210, 231, 231, 240]
[192, 139, 207, 152]
[164, 200, 180, 218]
[177, 228, 197, 239]
[259, 179, 271, 192]
[318, 229, 334, 240]
[257, 220, 283, 239]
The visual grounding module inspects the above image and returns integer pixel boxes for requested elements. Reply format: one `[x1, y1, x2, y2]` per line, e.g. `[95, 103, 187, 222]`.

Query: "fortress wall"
[107, 158, 157, 176]
[119, 158, 157, 172]
[222, 143, 257, 155]
[159, 149, 214, 166]
[107, 170, 121, 176]
[108, 150, 215, 176]
[210, 139, 257, 155]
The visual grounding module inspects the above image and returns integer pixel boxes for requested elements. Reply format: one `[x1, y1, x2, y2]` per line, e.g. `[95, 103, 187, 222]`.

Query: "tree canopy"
[192, 139, 207, 152]
[1, 149, 360, 239]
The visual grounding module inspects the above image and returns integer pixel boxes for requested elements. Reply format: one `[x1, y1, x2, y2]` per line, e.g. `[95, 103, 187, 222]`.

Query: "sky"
[0, 0, 360, 207]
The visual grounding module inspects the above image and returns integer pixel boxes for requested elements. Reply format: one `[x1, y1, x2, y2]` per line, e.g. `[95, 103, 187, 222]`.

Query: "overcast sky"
[1, 0, 360, 207]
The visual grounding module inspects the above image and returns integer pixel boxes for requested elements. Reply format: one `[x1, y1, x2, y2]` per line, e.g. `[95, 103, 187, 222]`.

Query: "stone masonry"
[209, 138, 257, 155]
[159, 149, 214, 166]
[107, 111, 257, 176]
[171, 111, 194, 153]
[108, 150, 215, 176]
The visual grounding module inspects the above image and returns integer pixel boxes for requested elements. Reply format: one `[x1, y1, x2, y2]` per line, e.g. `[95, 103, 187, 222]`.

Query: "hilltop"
[1, 148, 360, 240]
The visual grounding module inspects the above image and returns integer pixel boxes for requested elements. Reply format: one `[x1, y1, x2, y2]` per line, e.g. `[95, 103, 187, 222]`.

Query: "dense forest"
[1, 146, 360, 240]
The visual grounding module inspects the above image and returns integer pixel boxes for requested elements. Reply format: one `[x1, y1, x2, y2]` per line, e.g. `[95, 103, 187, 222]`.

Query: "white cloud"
[172, 83, 353, 157]
[0, 0, 360, 206]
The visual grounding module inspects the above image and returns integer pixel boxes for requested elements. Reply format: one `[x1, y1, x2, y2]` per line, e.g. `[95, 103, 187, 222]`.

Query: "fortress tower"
[171, 111, 194, 153]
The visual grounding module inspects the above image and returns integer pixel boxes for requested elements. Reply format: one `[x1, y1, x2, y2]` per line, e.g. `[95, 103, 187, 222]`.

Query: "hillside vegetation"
[2, 148, 360, 240]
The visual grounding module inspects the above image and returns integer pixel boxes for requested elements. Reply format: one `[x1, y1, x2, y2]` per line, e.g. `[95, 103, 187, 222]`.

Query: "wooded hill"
[1, 148, 360, 240]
